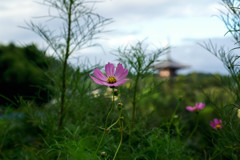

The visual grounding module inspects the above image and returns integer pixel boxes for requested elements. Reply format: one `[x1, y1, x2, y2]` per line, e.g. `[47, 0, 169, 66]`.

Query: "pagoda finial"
[167, 50, 171, 61]
[166, 37, 171, 61]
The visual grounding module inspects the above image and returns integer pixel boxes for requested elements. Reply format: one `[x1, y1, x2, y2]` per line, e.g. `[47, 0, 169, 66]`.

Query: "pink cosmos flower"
[90, 62, 129, 87]
[186, 102, 205, 112]
[210, 118, 223, 129]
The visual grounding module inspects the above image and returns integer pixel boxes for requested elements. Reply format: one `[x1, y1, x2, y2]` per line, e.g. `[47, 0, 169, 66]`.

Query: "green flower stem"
[167, 98, 181, 134]
[95, 88, 115, 155]
[113, 91, 123, 160]
[107, 118, 120, 130]
[113, 120, 123, 160]
[188, 112, 199, 139]
[107, 101, 123, 130]
[58, 1, 73, 129]
[130, 73, 140, 132]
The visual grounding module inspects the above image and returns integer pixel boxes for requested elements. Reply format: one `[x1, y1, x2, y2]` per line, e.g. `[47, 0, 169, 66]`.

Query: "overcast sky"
[0, 0, 234, 74]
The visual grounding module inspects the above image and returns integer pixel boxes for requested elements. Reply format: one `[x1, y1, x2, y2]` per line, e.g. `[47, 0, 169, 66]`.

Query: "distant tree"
[0, 43, 55, 106]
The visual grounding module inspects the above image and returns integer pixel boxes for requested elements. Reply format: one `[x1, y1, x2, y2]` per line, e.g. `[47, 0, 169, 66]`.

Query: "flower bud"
[105, 128, 110, 132]
[101, 152, 106, 157]
[117, 103, 123, 110]
[118, 103, 123, 107]
[173, 115, 178, 119]
[114, 89, 118, 96]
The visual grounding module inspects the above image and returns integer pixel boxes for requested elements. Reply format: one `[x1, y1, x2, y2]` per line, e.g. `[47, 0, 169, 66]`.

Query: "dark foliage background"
[0, 43, 233, 159]
[0, 43, 57, 106]
[0, 0, 240, 159]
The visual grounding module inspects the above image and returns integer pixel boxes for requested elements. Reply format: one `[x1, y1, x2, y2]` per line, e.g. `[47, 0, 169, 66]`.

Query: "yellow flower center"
[107, 76, 117, 84]
[216, 124, 221, 129]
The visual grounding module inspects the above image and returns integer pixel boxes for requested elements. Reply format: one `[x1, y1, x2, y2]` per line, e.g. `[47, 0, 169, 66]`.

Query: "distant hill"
[0, 43, 58, 106]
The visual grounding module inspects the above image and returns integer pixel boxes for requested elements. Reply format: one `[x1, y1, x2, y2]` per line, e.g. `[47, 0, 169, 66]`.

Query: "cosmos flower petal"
[115, 63, 124, 78]
[186, 102, 205, 112]
[210, 122, 215, 128]
[114, 79, 129, 86]
[214, 118, 219, 124]
[105, 62, 115, 77]
[210, 118, 223, 129]
[197, 102, 205, 109]
[94, 68, 107, 81]
[90, 75, 105, 85]
[116, 68, 128, 81]
[186, 106, 195, 112]
[98, 79, 129, 87]
[90, 62, 128, 87]
[97, 81, 114, 87]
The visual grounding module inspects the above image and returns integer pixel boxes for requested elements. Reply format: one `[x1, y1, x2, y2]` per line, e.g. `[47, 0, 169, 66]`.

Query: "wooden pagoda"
[153, 57, 189, 78]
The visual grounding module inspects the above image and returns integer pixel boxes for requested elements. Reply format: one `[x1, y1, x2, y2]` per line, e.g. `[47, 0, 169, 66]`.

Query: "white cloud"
[77, 37, 232, 75]
[0, 0, 234, 74]
[0, 0, 227, 45]
[97, 0, 222, 19]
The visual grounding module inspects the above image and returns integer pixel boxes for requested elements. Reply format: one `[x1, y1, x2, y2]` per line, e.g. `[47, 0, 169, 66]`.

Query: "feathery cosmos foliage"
[1, 0, 240, 159]
[25, 0, 111, 128]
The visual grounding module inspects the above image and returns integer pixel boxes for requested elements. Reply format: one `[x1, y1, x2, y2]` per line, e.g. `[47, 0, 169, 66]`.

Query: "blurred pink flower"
[210, 118, 223, 129]
[90, 62, 129, 87]
[186, 102, 205, 112]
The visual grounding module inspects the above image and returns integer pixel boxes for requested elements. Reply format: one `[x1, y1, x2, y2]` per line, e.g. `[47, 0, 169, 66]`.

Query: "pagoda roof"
[153, 58, 189, 70]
